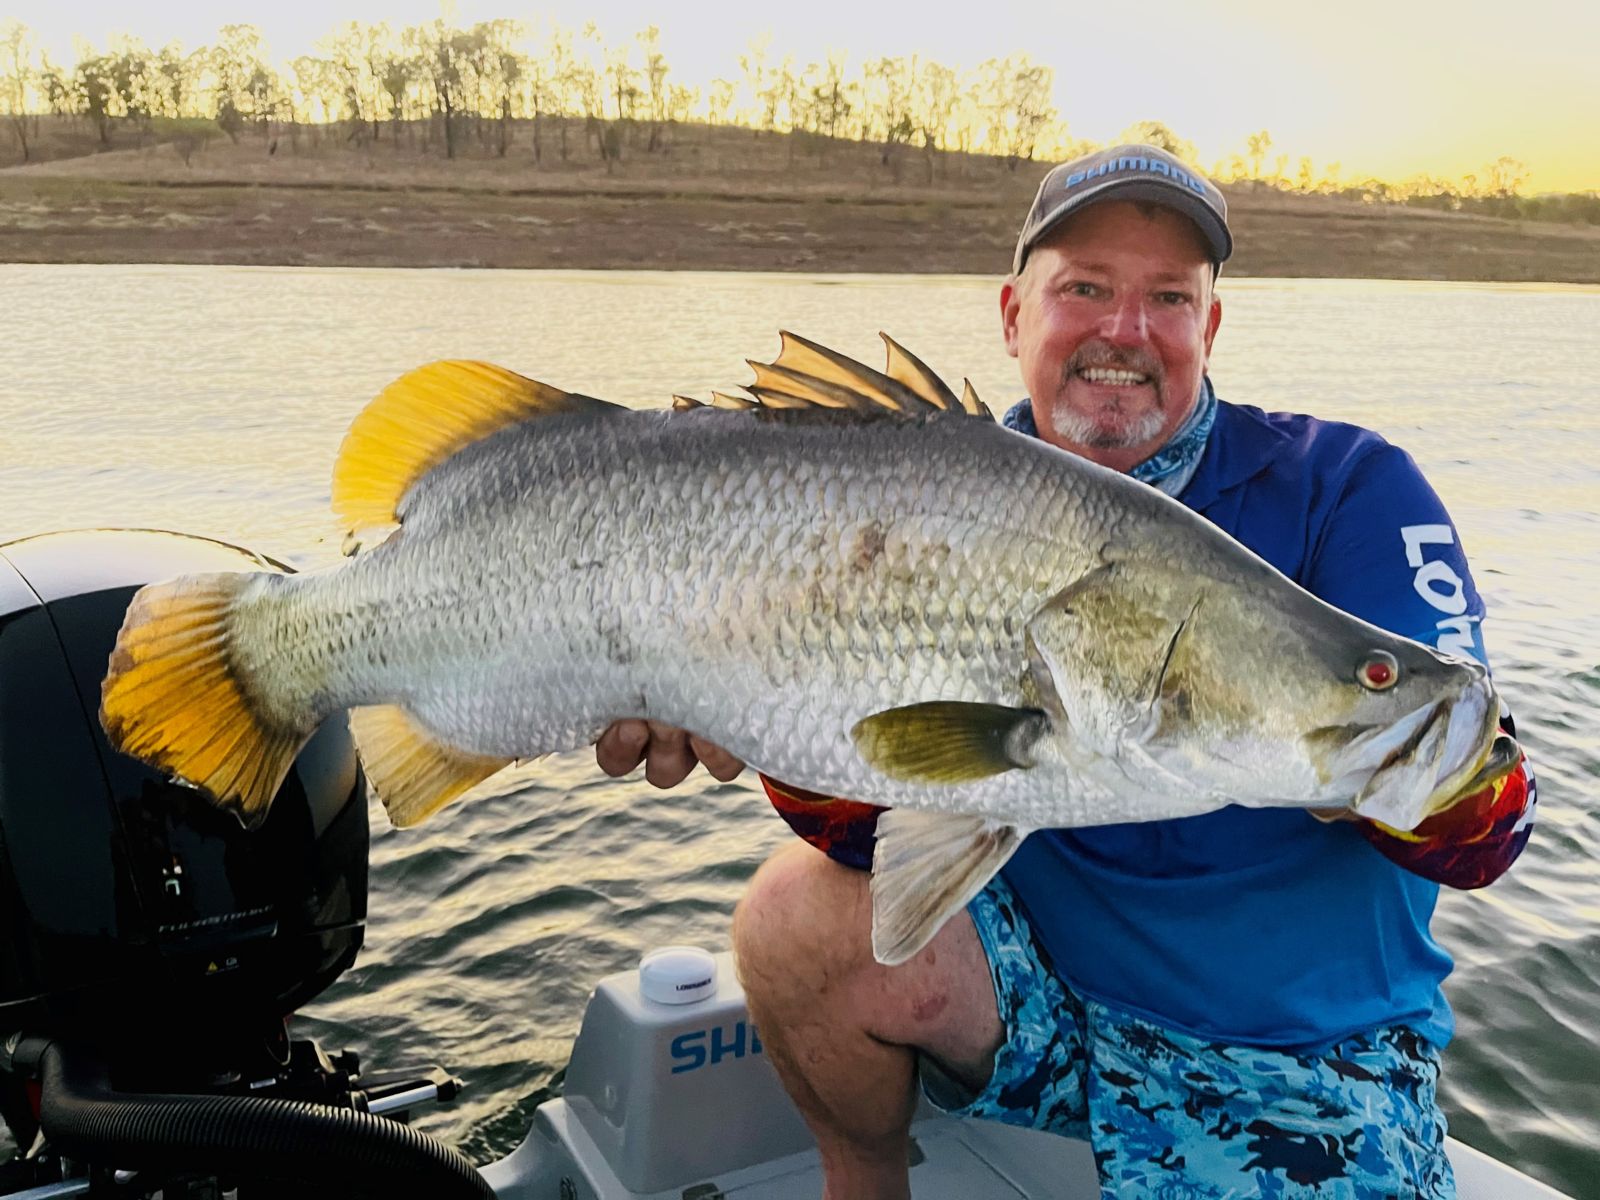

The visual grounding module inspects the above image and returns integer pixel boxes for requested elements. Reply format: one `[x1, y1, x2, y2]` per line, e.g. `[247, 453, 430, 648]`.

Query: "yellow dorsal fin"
[347, 704, 513, 828]
[332, 360, 620, 537]
[771, 331, 935, 413]
[961, 378, 993, 418]
[745, 359, 881, 412]
[732, 333, 993, 423]
[879, 333, 959, 411]
[671, 394, 706, 411]
[711, 391, 757, 410]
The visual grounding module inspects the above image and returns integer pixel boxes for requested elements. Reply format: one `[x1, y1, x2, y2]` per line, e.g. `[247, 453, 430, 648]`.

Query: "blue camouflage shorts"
[919, 875, 1456, 1199]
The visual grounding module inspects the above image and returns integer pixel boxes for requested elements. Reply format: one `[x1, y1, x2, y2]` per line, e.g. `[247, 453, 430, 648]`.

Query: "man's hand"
[595, 720, 746, 788]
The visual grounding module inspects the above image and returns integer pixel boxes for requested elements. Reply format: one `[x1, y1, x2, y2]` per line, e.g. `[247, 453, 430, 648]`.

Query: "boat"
[481, 947, 1569, 1199]
[0, 529, 1570, 1199]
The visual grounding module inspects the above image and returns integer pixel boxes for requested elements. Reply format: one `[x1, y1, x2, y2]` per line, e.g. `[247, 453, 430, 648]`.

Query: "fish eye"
[1356, 651, 1400, 691]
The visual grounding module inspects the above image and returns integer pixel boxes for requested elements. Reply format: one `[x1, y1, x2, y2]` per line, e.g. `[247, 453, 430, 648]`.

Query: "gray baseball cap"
[1013, 143, 1233, 275]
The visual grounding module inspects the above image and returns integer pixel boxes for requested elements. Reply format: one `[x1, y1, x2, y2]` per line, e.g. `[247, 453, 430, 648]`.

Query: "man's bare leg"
[732, 843, 1004, 1200]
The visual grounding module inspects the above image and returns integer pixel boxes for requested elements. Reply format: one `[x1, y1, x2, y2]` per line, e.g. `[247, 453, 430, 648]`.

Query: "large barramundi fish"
[100, 333, 1515, 963]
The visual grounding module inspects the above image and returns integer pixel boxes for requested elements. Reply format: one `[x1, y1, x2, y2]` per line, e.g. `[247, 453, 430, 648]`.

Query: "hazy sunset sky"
[5, 0, 1596, 192]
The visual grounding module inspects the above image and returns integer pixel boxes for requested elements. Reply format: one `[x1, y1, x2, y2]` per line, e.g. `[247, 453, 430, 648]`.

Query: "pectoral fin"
[851, 702, 1047, 785]
[869, 809, 1027, 965]
[348, 705, 512, 827]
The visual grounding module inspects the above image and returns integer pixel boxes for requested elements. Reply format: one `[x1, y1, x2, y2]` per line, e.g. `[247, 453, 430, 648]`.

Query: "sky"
[4, 0, 1597, 193]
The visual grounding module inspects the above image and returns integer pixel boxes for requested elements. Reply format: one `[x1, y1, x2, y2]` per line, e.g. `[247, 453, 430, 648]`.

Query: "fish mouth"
[1339, 675, 1501, 831]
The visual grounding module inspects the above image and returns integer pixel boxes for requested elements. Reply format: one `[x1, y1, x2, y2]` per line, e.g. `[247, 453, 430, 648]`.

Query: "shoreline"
[4, 142, 1599, 283]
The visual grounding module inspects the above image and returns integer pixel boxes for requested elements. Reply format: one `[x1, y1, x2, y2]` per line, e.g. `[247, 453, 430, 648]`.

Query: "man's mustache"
[1062, 341, 1165, 400]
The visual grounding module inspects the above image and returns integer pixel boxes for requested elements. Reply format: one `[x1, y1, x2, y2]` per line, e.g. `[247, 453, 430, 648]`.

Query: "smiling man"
[598, 144, 1536, 1199]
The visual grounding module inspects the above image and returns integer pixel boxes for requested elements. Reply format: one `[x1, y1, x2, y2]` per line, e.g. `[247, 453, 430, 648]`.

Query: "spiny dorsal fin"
[711, 391, 757, 410]
[736, 332, 992, 422]
[961, 378, 993, 418]
[672, 394, 705, 411]
[880, 333, 960, 411]
[746, 358, 885, 413]
[332, 360, 621, 537]
[767, 330, 937, 413]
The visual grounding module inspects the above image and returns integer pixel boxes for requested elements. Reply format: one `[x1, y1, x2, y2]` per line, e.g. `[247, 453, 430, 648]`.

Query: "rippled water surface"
[2, 265, 1596, 1196]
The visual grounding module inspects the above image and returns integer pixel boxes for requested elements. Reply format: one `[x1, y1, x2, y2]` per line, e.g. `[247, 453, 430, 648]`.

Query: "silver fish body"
[242, 409, 1133, 824]
[102, 339, 1507, 963]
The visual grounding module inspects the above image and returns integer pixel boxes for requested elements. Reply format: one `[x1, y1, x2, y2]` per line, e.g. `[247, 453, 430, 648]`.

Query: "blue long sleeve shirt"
[1001, 396, 1490, 1050]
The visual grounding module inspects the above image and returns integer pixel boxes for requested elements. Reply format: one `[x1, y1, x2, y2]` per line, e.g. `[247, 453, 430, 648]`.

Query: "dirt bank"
[3, 134, 1597, 281]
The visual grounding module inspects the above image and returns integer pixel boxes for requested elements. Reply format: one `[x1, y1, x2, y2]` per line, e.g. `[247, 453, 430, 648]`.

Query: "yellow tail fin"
[100, 573, 308, 830]
[348, 704, 511, 827]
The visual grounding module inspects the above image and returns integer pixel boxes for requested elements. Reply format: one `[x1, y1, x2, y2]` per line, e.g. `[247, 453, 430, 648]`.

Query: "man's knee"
[734, 843, 871, 999]
[733, 844, 1003, 1068]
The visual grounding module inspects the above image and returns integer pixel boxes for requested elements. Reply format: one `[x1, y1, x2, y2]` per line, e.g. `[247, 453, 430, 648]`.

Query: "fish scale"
[251, 414, 1092, 819]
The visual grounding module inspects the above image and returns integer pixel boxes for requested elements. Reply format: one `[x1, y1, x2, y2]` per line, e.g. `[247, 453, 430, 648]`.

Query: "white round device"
[639, 945, 718, 1005]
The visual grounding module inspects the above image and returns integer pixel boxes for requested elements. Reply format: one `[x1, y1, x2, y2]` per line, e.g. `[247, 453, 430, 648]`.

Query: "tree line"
[0, 17, 1063, 172]
[1, 16, 1594, 225]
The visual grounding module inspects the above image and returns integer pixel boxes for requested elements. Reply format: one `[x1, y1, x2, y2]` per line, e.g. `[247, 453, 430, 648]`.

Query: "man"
[596, 144, 1535, 1198]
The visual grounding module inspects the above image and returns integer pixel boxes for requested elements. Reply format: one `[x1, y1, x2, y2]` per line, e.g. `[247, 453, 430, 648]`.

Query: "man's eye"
[1066, 282, 1099, 298]
[1157, 291, 1191, 306]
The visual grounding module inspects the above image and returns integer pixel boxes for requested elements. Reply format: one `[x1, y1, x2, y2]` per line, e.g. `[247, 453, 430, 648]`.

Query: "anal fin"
[348, 705, 512, 828]
[870, 809, 1027, 965]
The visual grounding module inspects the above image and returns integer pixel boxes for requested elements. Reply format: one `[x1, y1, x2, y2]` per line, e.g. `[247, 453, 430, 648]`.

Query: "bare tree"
[863, 55, 915, 176]
[1485, 156, 1527, 198]
[912, 59, 960, 181]
[979, 54, 1057, 168]
[320, 22, 391, 143]
[638, 25, 668, 151]
[291, 54, 338, 128]
[152, 43, 193, 119]
[206, 25, 277, 143]
[1245, 129, 1272, 180]
[410, 19, 469, 159]
[1119, 120, 1195, 162]
[574, 23, 611, 163]
[706, 77, 735, 126]
[464, 20, 523, 157]
[604, 38, 639, 124]
[802, 53, 844, 138]
[544, 24, 581, 161]
[38, 52, 70, 118]
[74, 54, 116, 145]
[738, 35, 770, 134]
[377, 41, 418, 149]
[1, 20, 34, 161]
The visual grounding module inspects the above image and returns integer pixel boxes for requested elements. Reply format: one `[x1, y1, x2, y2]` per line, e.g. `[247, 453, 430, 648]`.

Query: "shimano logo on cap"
[1064, 155, 1209, 196]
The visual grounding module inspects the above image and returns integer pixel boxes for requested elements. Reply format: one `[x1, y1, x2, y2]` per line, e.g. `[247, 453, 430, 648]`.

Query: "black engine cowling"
[0, 528, 367, 1054]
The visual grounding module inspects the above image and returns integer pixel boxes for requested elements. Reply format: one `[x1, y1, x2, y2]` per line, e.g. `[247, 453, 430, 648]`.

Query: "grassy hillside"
[3, 116, 1598, 281]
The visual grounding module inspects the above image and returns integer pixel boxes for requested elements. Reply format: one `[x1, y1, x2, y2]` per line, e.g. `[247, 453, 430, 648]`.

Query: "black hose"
[27, 1040, 496, 1200]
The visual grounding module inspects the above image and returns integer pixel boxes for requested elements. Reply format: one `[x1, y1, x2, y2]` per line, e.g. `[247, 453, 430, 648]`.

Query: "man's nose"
[1099, 296, 1148, 345]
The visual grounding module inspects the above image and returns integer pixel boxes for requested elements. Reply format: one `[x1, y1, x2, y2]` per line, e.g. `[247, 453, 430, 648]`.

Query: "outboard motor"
[0, 530, 492, 1199]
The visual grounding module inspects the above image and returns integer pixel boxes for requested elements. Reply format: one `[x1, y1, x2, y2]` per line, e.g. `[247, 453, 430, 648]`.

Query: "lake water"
[2, 265, 1596, 1197]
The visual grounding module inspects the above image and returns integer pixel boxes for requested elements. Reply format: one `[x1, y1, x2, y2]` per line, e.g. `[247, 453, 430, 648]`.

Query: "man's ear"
[1000, 275, 1022, 358]
[1203, 293, 1222, 358]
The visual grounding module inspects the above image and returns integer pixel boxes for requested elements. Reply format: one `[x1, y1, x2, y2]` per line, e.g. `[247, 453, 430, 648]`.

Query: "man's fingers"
[596, 720, 650, 777]
[596, 722, 746, 788]
[644, 721, 695, 789]
[691, 735, 746, 782]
